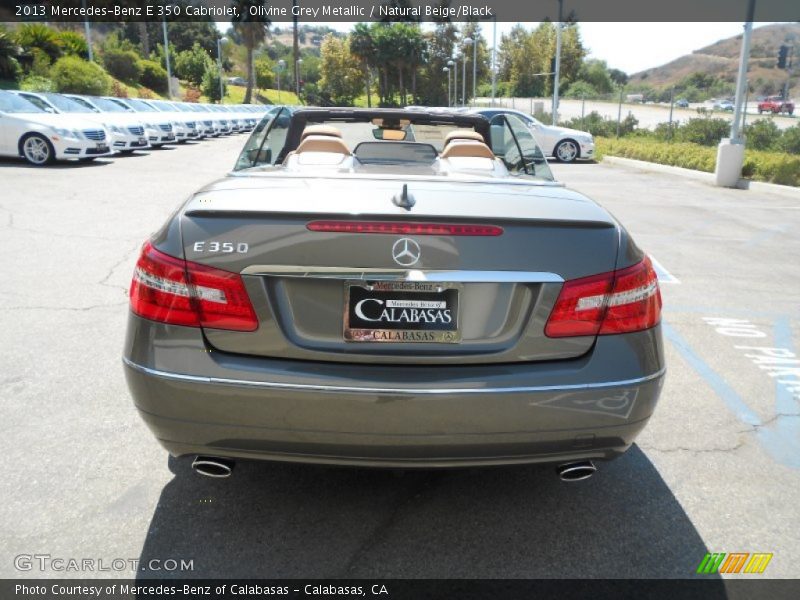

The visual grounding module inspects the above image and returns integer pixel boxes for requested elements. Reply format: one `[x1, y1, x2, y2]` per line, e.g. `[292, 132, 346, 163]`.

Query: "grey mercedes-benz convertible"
[123, 108, 664, 481]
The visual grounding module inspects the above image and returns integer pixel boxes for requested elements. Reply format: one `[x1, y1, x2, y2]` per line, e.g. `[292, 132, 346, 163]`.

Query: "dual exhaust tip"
[192, 456, 596, 482]
[192, 456, 235, 478]
[556, 460, 596, 482]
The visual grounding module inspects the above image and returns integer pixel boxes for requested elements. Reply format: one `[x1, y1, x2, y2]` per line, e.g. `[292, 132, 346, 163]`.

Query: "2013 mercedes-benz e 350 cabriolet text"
[123, 108, 664, 481]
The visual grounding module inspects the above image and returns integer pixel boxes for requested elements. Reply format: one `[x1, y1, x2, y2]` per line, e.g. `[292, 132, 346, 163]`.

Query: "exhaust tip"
[192, 456, 235, 478]
[556, 460, 596, 482]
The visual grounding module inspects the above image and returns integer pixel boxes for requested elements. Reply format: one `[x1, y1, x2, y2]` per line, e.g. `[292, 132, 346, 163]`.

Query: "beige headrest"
[444, 129, 484, 145]
[301, 125, 342, 140]
[440, 140, 495, 160]
[295, 135, 350, 155]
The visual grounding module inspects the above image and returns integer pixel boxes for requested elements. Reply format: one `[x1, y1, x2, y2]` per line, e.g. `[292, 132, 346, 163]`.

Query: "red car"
[758, 96, 795, 115]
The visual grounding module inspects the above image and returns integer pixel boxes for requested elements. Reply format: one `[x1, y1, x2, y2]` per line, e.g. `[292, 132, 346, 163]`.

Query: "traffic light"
[777, 45, 789, 69]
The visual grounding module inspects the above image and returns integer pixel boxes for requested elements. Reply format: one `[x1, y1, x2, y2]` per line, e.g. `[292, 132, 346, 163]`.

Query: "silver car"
[123, 108, 664, 481]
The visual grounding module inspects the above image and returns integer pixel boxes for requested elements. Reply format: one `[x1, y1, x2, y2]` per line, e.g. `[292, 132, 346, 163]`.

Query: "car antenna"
[392, 184, 415, 210]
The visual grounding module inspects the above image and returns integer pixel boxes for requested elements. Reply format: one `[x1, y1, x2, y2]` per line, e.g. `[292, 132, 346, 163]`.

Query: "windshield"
[124, 99, 157, 112]
[0, 91, 47, 113]
[43, 93, 96, 113]
[92, 97, 127, 112]
[149, 100, 173, 112]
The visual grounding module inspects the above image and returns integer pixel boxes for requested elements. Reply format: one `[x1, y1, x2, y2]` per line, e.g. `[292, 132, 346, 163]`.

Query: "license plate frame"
[344, 280, 461, 343]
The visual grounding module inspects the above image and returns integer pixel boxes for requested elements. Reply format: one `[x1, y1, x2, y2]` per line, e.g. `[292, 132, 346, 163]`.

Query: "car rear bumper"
[123, 315, 665, 468]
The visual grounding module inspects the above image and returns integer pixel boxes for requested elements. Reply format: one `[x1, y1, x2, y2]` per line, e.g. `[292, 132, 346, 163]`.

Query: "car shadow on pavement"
[136, 445, 722, 584]
[0, 157, 114, 168]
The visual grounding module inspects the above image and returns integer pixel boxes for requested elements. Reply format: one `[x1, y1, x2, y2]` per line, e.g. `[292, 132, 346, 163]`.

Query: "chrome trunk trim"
[123, 357, 665, 395]
[239, 266, 565, 283]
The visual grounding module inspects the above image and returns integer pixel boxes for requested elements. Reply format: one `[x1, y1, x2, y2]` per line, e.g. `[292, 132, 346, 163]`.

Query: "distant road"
[477, 97, 798, 131]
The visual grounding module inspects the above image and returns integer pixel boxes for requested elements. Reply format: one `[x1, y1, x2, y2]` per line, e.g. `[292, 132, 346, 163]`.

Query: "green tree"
[139, 60, 169, 95]
[201, 67, 226, 103]
[56, 31, 89, 60]
[458, 22, 489, 105]
[50, 56, 111, 95]
[778, 125, 800, 155]
[103, 48, 143, 84]
[15, 23, 62, 63]
[254, 55, 275, 89]
[319, 34, 363, 105]
[744, 119, 780, 151]
[0, 27, 23, 81]
[233, 0, 271, 103]
[349, 23, 376, 107]
[575, 59, 614, 95]
[175, 43, 212, 87]
[415, 22, 457, 106]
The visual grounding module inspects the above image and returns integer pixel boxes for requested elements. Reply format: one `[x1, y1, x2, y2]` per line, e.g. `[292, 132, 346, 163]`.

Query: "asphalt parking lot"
[1, 139, 798, 580]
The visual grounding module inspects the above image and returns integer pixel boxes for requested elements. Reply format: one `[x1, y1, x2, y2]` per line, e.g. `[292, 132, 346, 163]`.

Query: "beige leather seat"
[440, 139, 495, 160]
[444, 129, 485, 145]
[300, 124, 343, 141]
[295, 134, 351, 155]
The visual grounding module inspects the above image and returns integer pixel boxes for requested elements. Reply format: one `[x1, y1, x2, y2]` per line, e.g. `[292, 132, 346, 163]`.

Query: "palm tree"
[349, 24, 375, 107]
[0, 28, 22, 80]
[232, 0, 271, 104]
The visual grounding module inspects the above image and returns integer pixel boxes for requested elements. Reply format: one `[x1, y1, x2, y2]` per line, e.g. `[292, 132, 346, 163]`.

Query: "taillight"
[545, 257, 661, 338]
[307, 220, 503, 236]
[129, 242, 258, 332]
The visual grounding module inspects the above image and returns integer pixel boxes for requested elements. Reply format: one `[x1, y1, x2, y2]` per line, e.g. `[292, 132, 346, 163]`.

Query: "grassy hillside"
[630, 23, 799, 96]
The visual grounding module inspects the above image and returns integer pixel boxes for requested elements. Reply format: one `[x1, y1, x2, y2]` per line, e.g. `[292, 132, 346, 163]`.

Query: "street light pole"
[462, 38, 471, 107]
[447, 59, 455, 107]
[277, 59, 286, 104]
[552, 0, 563, 125]
[162, 18, 172, 99]
[471, 35, 477, 107]
[81, 0, 93, 61]
[491, 16, 497, 107]
[295, 58, 303, 97]
[715, 0, 755, 188]
[730, 8, 755, 143]
[216, 37, 227, 103]
[452, 57, 458, 107]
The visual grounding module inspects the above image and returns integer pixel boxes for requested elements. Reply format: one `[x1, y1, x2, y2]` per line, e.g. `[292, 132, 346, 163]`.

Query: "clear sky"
[221, 21, 780, 75]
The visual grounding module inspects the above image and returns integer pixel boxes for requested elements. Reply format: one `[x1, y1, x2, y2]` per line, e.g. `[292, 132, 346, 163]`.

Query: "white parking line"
[649, 254, 680, 284]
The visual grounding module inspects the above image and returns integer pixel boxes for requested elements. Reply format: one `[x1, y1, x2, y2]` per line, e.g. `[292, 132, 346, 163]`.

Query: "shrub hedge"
[50, 56, 111, 96]
[596, 137, 800, 187]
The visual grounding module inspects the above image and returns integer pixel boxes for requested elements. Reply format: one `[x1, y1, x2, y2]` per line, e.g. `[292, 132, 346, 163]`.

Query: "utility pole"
[162, 18, 172, 99]
[552, 0, 563, 125]
[447, 60, 455, 107]
[444, 67, 451, 106]
[715, 0, 756, 187]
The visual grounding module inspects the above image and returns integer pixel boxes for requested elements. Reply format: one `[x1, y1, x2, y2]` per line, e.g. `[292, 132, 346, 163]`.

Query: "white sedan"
[470, 108, 595, 163]
[0, 90, 112, 165]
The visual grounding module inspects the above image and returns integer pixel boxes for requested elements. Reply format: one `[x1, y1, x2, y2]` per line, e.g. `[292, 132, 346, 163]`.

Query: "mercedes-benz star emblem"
[391, 238, 421, 267]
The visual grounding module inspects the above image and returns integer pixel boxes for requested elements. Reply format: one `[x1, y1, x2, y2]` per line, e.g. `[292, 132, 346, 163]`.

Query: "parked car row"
[0, 89, 270, 166]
